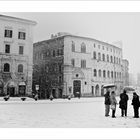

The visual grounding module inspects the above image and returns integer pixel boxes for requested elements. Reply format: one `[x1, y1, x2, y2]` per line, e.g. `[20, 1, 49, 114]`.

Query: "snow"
[0, 96, 139, 127]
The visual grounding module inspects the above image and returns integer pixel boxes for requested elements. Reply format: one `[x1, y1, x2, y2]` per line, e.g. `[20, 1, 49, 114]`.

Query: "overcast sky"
[2, 12, 140, 75]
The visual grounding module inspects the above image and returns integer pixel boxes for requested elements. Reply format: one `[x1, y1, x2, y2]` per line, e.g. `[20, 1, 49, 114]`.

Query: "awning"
[19, 82, 26, 86]
[8, 81, 16, 87]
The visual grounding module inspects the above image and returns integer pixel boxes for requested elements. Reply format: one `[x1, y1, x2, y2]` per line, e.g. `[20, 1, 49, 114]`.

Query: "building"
[122, 59, 129, 87]
[33, 33, 125, 98]
[129, 73, 136, 87]
[0, 15, 36, 96]
[137, 73, 140, 87]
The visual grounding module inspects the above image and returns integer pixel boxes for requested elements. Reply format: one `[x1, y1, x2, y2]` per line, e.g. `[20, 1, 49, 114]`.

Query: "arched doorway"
[19, 82, 26, 96]
[95, 84, 99, 96]
[0, 81, 3, 96]
[7, 81, 16, 97]
[101, 85, 104, 96]
[91, 86, 94, 96]
[73, 80, 81, 97]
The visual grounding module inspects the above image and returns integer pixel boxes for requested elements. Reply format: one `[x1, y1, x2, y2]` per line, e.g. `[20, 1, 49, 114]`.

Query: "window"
[98, 53, 101, 61]
[18, 32, 26, 40]
[110, 56, 113, 63]
[71, 59, 75, 67]
[5, 29, 12, 38]
[102, 54, 105, 61]
[98, 45, 100, 49]
[107, 55, 109, 62]
[99, 69, 101, 77]
[71, 41, 75, 52]
[103, 70, 106, 78]
[5, 44, 10, 53]
[94, 69, 97, 77]
[19, 46, 24, 55]
[94, 44, 96, 48]
[111, 71, 113, 78]
[58, 65, 62, 73]
[58, 76, 62, 83]
[93, 51, 96, 59]
[102, 46, 104, 50]
[81, 60, 86, 68]
[114, 72, 116, 78]
[107, 71, 110, 78]
[18, 64, 23, 73]
[4, 63, 10, 72]
[52, 50, 55, 57]
[114, 56, 116, 63]
[81, 42, 86, 53]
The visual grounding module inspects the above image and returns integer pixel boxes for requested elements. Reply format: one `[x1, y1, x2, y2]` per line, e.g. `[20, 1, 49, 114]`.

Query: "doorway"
[73, 80, 81, 97]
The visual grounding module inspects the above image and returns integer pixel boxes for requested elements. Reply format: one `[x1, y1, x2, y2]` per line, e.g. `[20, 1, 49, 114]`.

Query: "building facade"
[0, 15, 36, 96]
[122, 59, 129, 87]
[33, 33, 125, 98]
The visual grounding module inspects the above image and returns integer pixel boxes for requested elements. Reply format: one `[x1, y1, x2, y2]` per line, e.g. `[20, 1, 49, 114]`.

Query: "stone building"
[33, 33, 126, 98]
[0, 15, 36, 96]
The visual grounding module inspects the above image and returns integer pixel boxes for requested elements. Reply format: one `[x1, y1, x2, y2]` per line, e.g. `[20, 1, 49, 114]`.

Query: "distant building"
[122, 59, 129, 87]
[137, 73, 140, 87]
[0, 15, 36, 96]
[33, 33, 125, 98]
[129, 73, 136, 87]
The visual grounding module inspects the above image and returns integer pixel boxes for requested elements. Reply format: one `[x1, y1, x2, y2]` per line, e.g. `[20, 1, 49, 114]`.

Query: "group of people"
[104, 89, 140, 118]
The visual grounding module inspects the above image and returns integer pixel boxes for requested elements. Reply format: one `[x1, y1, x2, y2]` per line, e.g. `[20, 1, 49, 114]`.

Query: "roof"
[35, 34, 122, 50]
[0, 14, 37, 25]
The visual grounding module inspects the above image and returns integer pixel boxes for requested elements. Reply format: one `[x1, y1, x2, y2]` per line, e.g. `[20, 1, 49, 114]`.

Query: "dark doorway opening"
[73, 80, 81, 97]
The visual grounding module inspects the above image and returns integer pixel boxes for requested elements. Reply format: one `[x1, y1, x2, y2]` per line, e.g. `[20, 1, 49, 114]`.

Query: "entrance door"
[59, 88, 63, 98]
[52, 89, 56, 98]
[8, 87, 15, 97]
[73, 80, 81, 97]
[92, 86, 94, 96]
[19, 86, 26, 96]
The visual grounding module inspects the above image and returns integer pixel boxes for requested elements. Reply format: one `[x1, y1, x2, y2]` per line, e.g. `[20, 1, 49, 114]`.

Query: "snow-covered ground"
[0, 95, 139, 128]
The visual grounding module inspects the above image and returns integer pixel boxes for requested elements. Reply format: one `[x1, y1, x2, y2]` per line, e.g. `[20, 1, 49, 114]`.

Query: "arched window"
[93, 51, 96, 59]
[71, 41, 75, 52]
[107, 55, 109, 62]
[110, 56, 113, 63]
[94, 69, 97, 77]
[81, 42, 86, 53]
[103, 70, 106, 78]
[18, 64, 23, 73]
[102, 54, 105, 61]
[4, 63, 10, 72]
[114, 72, 116, 78]
[98, 52, 101, 61]
[111, 71, 113, 78]
[114, 56, 116, 63]
[108, 71, 110, 78]
[98, 69, 101, 77]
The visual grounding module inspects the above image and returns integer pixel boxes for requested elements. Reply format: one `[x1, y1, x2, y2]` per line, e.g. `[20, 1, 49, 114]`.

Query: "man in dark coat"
[104, 89, 111, 117]
[119, 90, 129, 117]
[132, 92, 140, 118]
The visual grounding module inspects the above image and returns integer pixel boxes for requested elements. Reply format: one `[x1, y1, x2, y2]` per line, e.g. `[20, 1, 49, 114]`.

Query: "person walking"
[104, 89, 111, 117]
[110, 91, 117, 118]
[131, 92, 140, 118]
[119, 90, 129, 117]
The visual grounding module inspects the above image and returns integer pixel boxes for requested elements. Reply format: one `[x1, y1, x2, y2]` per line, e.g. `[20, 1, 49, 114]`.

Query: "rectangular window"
[18, 32, 26, 40]
[19, 46, 24, 54]
[5, 44, 10, 53]
[71, 59, 75, 67]
[5, 30, 12, 38]
[81, 60, 86, 68]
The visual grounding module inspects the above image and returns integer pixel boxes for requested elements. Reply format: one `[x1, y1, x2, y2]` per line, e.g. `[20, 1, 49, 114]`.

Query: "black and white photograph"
[0, 12, 140, 128]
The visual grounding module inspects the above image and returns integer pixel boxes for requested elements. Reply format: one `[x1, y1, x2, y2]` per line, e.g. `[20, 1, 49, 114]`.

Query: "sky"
[2, 12, 140, 75]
